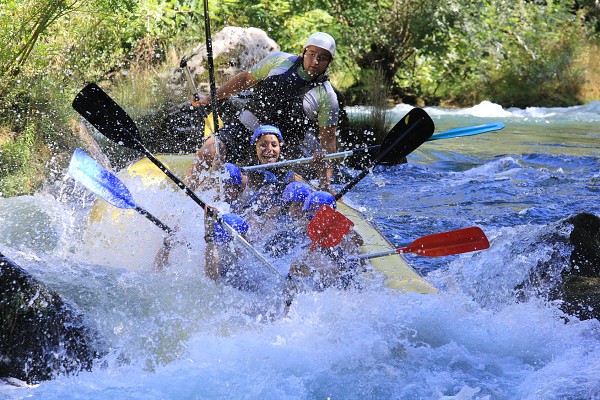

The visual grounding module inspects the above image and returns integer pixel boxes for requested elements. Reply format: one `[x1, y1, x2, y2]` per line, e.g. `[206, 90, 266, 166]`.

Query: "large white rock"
[169, 27, 279, 95]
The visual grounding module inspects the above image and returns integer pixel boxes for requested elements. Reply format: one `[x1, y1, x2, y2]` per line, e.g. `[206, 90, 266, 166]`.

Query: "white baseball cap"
[304, 32, 336, 59]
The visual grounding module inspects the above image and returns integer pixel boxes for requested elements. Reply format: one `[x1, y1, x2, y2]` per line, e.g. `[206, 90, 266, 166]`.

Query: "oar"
[242, 121, 504, 172]
[335, 107, 435, 199]
[306, 108, 435, 248]
[427, 122, 504, 141]
[68, 148, 174, 235]
[352, 226, 490, 260]
[71, 83, 278, 276]
[202, 0, 221, 159]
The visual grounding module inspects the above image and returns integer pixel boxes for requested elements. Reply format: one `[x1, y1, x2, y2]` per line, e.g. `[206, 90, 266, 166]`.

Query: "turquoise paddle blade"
[68, 148, 137, 210]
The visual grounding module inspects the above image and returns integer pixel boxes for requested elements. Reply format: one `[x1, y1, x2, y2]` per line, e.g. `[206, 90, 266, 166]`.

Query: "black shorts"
[216, 120, 253, 164]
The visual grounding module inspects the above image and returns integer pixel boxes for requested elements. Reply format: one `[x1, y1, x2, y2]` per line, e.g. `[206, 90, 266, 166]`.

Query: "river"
[1, 101, 599, 399]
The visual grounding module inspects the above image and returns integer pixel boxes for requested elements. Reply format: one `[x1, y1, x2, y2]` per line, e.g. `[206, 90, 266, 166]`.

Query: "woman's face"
[255, 134, 281, 164]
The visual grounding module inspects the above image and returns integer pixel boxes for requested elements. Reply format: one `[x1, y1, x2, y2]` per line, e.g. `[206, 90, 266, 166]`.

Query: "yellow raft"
[90, 154, 436, 294]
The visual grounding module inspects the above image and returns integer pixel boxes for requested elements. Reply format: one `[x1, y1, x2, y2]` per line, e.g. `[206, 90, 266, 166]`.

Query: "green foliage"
[0, 0, 598, 196]
[400, 0, 588, 106]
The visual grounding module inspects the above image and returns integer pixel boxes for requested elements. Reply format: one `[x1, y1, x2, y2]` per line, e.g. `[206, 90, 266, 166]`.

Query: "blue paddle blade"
[428, 122, 505, 141]
[68, 148, 137, 210]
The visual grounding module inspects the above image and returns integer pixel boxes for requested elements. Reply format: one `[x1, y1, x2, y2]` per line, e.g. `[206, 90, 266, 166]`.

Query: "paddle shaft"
[134, 206, 174, 235]
[354, 227, 489, 260]
[203, 0, 220, 159]
[242, 146, 378, 171]
[427, 122, 504, 141]
[241, 122, 504, 172]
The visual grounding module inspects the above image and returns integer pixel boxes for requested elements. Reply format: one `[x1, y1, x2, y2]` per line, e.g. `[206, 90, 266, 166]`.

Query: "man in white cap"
[188, 32, 339, 193]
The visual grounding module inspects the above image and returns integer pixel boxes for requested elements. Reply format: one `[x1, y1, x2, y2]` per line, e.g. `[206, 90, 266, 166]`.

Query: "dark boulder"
[567, 212, 600, 277]
[558, 213, 600, 320]
[0, 252, 101, 384]
[518, 213, 600, 320]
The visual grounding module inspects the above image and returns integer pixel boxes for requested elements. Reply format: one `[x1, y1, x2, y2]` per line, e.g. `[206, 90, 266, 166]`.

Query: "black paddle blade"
[72, 83, 144, 152]
[334, 108, 435, 200]
[377, 107, 435, 165]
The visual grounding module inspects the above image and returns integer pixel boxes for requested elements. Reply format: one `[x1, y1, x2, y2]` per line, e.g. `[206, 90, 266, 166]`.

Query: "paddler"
[187, 32, 339, 193]
[261, 181, 314, 258]
[280, 191, 365, 314]
[280, 191, 364, 290]
[241, 125, 290, 219]
[203, 210, 262, 290]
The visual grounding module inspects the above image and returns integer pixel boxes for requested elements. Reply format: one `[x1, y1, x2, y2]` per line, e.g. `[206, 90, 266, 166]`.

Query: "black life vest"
[245, 57, 329, 157]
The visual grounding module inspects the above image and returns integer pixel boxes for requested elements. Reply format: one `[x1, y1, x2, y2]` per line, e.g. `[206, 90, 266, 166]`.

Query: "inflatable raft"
[88, 154, 436, 294]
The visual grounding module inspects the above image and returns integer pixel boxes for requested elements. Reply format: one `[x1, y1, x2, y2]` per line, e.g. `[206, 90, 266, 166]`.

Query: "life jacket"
[244, 57, 329, 158]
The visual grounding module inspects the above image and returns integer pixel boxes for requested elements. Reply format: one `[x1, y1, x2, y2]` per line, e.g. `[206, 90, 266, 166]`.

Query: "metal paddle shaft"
[72, 83, 278, 275]
[241, 122, 504, 171]
[241, 146, 379, 172]
[203, 0, 220, 156]
[68, 148, 174, 235]
[180, 55, 200, 102]
[356, 226, 490, 260]
[335, 107, 435, 200]
[427, 122, 504, 141]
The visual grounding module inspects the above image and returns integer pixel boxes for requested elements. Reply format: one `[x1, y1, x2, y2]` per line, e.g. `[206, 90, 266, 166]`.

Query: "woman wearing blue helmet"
[242, 124, 292, 221]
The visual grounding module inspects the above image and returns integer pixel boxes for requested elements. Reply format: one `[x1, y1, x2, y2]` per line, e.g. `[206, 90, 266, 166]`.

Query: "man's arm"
[191, 70, 258, 106]
[318, 125, 337, 191]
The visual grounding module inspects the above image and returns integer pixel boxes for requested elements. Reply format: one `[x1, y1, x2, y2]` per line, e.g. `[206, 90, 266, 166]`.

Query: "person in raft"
[289, 191, 363, 290]
[187, 32, 339, 193]
[203, 210, 262, 291]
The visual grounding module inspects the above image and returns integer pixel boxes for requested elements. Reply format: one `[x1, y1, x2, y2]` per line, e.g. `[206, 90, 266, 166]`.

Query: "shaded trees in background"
[1, 0, 599, 195]
[413, 0, 588, 107]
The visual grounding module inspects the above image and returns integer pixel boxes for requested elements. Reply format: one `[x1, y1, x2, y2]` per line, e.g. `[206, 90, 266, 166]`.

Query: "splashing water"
[1, 101, 600, 399]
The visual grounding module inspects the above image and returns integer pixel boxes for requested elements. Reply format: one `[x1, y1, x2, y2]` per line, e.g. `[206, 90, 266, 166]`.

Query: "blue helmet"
[250, 125, 283, 145]
[302, 191, 336, 219]
[213, 213, 249, 244]
[223, 163, 242, 186]
[282, 181, 313, 204]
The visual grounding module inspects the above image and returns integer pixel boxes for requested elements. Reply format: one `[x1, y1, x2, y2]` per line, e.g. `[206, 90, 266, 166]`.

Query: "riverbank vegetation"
[1, 0, 599, 196]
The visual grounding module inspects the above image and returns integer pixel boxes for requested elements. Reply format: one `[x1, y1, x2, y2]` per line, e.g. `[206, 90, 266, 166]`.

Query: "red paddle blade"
[307, 205, 354, 249]
[398, 226, 490, 257]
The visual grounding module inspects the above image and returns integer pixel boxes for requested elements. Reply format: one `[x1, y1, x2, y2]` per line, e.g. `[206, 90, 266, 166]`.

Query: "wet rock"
[167, 26, 279, 96]
[514, 212, 600, 320]
[567, 212, 600, 277]
[559, 275, 600, 321]
[559, 212, 600, 320]
[0, 252, 101, 384]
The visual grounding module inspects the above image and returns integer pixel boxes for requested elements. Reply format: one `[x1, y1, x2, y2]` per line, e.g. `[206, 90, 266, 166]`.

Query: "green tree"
[396, 0, 587, 106]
